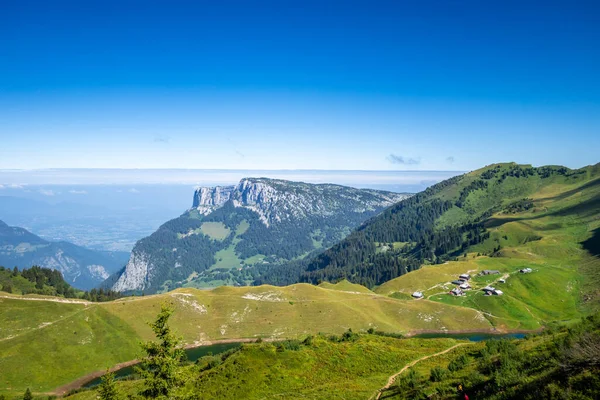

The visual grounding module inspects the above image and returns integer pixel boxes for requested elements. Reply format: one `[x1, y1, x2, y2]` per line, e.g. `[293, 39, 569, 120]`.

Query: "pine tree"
[98, 370, 119, 400]
[137, 303, 184, 398]
[23, 388, 33, 400]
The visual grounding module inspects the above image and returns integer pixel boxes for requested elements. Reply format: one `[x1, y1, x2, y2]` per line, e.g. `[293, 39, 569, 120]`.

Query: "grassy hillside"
[372, 163, 600, 330]
[63, 334, 464, 400]
[0, 284, 491, 395]
[376, 313, 600, 399]
[60, 313, 600, 400]
[304, 163, 600, 290]
[318, 279, 374, 294]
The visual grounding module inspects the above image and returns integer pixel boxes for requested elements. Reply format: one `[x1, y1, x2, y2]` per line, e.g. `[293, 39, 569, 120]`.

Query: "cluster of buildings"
[449, 274, 471, 296]
[411, 268, 529, 300]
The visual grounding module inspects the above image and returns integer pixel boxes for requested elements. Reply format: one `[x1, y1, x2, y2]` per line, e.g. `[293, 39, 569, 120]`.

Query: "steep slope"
[111, 178, 408, 293]
[303, 163, 600, 290]
[0, 220, 126, 290]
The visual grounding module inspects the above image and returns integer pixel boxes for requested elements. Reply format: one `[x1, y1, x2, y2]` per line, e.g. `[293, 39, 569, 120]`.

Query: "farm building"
[451, 280, 465, 285]
[482, 286, 503, 296]
[459, 282, 471, 290]
[450, 288, 464, 296]
[481, 270, 500, 275]
[459, 274, 471, 280]
[412, 291, 424, 299]
[498, 278, 506, 283]
[520, 268, 533, 273]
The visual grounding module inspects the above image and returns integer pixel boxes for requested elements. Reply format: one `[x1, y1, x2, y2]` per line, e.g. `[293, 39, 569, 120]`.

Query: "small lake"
[412, 332, 527, 342]
[83, 342, 242, 388]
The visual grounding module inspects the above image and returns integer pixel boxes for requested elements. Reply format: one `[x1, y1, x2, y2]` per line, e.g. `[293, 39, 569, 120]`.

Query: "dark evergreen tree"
[98, 369, 119, 400]
[137, 303, 185, 398]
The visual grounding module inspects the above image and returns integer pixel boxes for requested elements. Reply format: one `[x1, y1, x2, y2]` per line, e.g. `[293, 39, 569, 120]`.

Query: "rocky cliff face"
[110, 178, 411, 293]
[193, 178, 406, 227]
[112, 251, 151, 292]
[193, 186, 235, 215]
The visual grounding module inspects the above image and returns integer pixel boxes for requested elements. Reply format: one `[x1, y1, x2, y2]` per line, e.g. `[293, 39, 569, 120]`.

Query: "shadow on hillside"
[485, 195, 600, 229]
[582, 228, 600, 258]
[535, 177, 600, 202]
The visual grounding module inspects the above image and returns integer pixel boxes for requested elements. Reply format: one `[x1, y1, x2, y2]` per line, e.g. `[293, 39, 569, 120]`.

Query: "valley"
[0, 163, 599, 398]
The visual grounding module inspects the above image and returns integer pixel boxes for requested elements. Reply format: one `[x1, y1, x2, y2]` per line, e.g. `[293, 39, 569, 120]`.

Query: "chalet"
[459, 274, 471, 280]
[412, 291, 424, 299]
[459, 282, 471, 290]
[451, 280, 465, 285]
[498, 279, 506, 283]
[520, 268, 533, 274]
[482, 286, 495, 293]
[481, 270, 500, 275]
[450, 287, 464, 296]
[493, 289, 504, 296]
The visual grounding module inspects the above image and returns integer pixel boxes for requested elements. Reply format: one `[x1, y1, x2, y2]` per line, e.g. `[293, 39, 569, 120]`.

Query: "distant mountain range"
[110, 178, 409, 293]
[0, 220, 128, 290]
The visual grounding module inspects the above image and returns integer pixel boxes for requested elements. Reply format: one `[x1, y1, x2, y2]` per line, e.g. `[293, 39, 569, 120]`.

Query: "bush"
[429, 366, 447, 382]
[275, 339, 301, 352]
[341, 329, 359, 342]
[302, 335, 314, 346]
[448, 354, 469, 372]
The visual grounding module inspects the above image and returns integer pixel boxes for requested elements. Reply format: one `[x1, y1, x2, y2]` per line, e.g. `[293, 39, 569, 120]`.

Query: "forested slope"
[302, 163, 600, 288]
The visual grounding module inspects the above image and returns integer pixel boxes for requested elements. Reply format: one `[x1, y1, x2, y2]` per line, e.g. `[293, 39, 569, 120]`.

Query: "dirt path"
[371, 343, 471, 400]
[0, 295, 92, 304]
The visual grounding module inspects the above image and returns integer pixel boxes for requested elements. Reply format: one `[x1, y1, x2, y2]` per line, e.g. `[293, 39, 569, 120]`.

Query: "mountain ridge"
[0, 220, 127, 290]
[111, 178, 410, 293]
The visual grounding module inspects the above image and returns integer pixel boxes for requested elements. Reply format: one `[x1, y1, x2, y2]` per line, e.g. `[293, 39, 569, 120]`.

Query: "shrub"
[448, 354, 469, 372]
[429, 366, 447, 382]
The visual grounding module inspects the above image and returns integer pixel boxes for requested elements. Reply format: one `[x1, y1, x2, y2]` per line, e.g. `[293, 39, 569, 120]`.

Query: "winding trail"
[371, 343, 471, 400]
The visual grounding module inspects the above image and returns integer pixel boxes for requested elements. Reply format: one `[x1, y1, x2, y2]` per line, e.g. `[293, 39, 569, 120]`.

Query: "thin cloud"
[446, 156, 455, 163]
[39, 189, 57, 196]
[235, 150, 246, 159]
[0, 184, 4, 189]
[128, 188, 140, 193]
[387, 154, 421, 165]
[154, 136, 170, 143]
[69, 189, 88, 195]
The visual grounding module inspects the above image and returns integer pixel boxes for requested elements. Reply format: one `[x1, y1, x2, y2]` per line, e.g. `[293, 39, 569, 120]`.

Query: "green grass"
[200, 222, 231, 240]
[318, 279, 374, 294]
[0, 300, 141, 396]
[0, 284, 492, 395]
[62, 335, 464, 400]
[375, 171, 600, 332]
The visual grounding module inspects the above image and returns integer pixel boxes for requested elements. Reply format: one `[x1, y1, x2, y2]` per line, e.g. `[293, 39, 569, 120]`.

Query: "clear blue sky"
[1, 0, 599, 171]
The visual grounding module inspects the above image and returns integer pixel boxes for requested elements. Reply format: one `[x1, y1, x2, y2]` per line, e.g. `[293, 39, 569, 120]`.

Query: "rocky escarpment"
[193, 186, 235, 215]
[193, 178, 407, 227]
[112, 251, 152, 292]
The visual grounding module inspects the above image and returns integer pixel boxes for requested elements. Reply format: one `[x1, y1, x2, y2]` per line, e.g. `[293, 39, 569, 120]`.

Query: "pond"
[83, 342, 242, 388]
[412, 332, 527, 342]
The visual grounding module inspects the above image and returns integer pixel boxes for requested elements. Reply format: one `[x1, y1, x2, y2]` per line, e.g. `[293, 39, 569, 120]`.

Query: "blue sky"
[1, 0, 599, 171]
